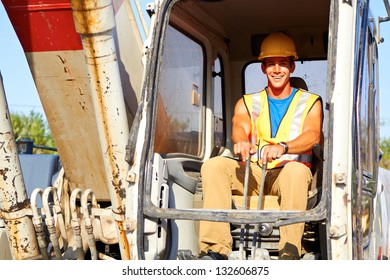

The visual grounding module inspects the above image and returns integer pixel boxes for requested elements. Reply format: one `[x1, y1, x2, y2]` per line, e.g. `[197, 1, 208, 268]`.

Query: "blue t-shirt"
[268, 88, 298, 137]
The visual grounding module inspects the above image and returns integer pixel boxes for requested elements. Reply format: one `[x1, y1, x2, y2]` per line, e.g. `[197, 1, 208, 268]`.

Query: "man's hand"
[260, 144, 285, 164]
[233, 141, 256, 162]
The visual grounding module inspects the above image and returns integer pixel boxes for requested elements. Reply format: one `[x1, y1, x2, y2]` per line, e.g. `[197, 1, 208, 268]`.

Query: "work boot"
[200, 250, 228, 260]
[279, 243, 300, 260]
[279, 252, 300, 260]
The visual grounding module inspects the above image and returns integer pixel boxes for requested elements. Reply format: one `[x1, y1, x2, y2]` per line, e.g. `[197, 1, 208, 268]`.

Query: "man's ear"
[290, 61, 296, 73]
[261, 62, 266, 74]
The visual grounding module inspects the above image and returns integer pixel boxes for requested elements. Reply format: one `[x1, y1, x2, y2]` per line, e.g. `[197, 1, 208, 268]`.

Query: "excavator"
[1, 0, 390, 260]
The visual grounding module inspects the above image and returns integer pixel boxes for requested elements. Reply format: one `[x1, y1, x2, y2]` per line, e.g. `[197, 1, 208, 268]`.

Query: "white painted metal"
[328, 0, 357, 260]
[71, 0, 131, 259]
[0, 73, 40, 260]
[26, 49, 113, 201]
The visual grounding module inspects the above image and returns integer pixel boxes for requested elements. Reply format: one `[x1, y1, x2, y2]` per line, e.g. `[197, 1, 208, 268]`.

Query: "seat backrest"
[289, 76, 323, 208]
[290, 77, 308, 91]
[307, 144, 324, 209]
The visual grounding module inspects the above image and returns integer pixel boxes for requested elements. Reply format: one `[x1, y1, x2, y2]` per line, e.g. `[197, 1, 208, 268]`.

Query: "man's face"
[261, 57, 295, 90]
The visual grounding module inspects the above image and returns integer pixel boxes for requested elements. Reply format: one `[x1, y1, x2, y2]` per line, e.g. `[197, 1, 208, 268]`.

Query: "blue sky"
[0, 2, 42, 114]
[1, 1, 390, 138]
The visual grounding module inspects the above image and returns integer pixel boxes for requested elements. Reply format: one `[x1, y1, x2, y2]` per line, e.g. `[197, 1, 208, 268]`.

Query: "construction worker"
[199, 32, 323, 260]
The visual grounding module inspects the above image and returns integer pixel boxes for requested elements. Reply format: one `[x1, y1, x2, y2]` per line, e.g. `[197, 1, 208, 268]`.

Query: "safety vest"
[243, 88, 321, 169]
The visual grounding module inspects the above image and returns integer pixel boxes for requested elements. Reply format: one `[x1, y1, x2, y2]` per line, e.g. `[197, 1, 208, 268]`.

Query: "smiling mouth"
[272, 75, 284, 80]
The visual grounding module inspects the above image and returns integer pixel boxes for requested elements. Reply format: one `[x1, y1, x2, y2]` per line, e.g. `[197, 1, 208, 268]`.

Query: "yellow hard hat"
[258, 32, 298, 61]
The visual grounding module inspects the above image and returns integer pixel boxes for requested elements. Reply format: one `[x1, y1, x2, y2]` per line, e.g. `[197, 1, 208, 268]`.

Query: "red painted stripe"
[3, 0, 82, 52]
[3, 0, 126, 53]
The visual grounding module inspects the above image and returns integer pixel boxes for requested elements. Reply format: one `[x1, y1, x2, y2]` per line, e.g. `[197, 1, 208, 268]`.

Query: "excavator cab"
[135, 0, 330, 260]
[135, 0, 389, 261]
[1, 0, 388, 261]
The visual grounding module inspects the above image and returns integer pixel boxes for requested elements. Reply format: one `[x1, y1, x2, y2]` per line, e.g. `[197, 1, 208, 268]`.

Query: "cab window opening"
[153, 24, 206, 158]
[243, 60, 328, 102]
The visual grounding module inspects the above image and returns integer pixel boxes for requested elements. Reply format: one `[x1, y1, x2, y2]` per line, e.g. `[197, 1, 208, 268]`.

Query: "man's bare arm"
[231, 98, 256, 161]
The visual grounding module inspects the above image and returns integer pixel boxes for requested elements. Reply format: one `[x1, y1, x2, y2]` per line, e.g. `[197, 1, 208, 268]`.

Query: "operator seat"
[290, 76, 308, 91]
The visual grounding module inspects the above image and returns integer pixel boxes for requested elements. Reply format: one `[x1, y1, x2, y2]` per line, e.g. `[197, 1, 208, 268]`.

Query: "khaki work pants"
[199, 156, 312, 257]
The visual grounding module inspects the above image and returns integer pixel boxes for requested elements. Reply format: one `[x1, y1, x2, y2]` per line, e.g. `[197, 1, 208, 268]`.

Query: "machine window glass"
[360, 29, 375, 177]
[153, 25, 205, 157]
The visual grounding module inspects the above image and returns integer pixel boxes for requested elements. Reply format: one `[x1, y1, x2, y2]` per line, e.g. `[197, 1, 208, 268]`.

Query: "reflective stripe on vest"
[243, 88, 320, 169]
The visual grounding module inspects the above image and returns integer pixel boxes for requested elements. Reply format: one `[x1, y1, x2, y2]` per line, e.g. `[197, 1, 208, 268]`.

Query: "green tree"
[10, 111, 56, 154]
[380, 137, 390, 170]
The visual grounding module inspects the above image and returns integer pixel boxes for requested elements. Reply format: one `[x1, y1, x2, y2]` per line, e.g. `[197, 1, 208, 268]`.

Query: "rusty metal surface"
[70, 0, 131, 259]
[1, 75, 40, 259]
[26, 50, 111, 201]
[3, 0, 145, 259]
[5, 0, 144, 202]
[3, 217, 40, 260]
